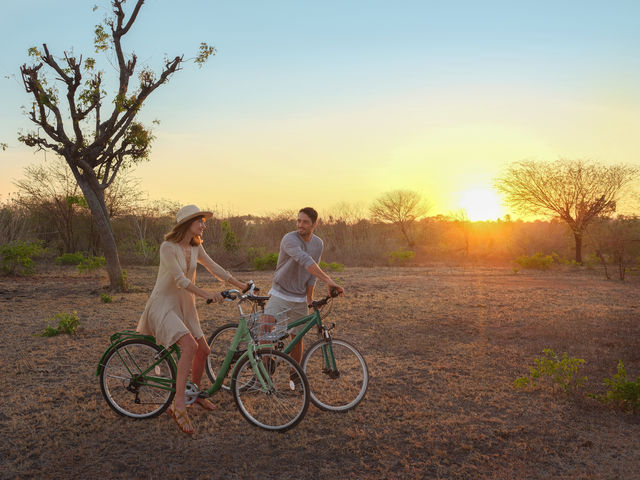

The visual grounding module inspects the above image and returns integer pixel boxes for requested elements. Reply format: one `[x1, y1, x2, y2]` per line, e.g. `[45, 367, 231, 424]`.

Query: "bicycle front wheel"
[205, 323, 242, 391]
[302, 338, 369, 412]
[100, 339, 175, 419]
[232, 349, 309, 432]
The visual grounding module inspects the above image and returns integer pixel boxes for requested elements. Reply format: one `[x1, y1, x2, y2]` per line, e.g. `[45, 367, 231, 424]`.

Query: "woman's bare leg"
[191, 336, 216, 410]
[191, 335, 211, 388]
[175, 333, 197, 410]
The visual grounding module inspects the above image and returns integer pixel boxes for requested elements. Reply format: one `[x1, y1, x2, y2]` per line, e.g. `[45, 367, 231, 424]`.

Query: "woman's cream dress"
[137, 241, 232, 347]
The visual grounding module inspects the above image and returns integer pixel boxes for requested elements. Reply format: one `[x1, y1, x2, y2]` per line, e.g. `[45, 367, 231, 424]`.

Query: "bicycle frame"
[204, 314, 276, 395]
[277, 308, 339, 373]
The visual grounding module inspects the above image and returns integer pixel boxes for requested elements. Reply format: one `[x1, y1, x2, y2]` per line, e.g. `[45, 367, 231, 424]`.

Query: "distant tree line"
[2, 171, 640, 278]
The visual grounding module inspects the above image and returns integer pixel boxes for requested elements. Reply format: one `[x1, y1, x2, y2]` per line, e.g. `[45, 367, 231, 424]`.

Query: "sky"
[1, 0, 640, 220]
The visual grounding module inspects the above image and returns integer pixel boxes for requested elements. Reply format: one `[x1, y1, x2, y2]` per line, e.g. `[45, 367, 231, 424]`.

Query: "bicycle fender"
[95, 330, 166, 376]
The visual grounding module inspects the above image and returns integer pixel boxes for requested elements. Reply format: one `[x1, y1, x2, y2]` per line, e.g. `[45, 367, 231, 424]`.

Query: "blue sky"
[2, 0, 640, 218]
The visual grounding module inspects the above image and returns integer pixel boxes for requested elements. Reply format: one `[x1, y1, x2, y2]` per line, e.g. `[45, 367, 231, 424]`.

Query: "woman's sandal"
[168, 405, 195, 435]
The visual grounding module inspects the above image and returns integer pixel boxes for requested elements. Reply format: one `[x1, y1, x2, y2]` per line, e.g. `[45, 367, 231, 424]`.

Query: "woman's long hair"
[164, 216, 203, 246]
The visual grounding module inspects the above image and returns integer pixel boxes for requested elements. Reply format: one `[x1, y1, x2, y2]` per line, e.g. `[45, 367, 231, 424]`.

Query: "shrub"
[55, 251, 106, 272]
[592, 360, 640, 412]
[55, 252, 85, 265]
[222, 220, 239, 252]
[100, 292, 113, 303]
[514, 348, 587, 392]
[319, 260, 344, 272]
[0, 240, 45, 275]
[515, 252, 554, 270]
[77, 255, 106, 273]
[39, 311, 80, 337]
[253, 252, 278, 270]
[389, 249, 415, 265]
[135, 239, 158, 261]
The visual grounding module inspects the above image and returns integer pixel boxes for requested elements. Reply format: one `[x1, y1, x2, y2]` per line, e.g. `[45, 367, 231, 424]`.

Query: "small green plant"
[120, 269, 128, 290]
[100, 292, 113, 303]
[0, 240, 45, 275]
[55, 252, 85, 265]
[514, 252, 554, 270]
[77, 255, 106, 273]
[514, 348, 587, 392]
[319, 260, 344, 272]
[253, 252, 278, 270]
[389, 249, 415, 266]
[39, 311, 80, 337]
[591, 360, 640, 412]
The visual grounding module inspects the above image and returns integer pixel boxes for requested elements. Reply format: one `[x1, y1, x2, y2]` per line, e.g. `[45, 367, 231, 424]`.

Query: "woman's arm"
[185, 282, 224, 302]
[160, 243, 223, 302]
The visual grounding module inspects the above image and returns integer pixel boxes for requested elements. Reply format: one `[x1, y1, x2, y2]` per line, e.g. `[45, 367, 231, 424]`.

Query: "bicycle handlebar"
[309, 287, 341, 309]
[207, 281, 341, 309]
[206, 280, 260, 304]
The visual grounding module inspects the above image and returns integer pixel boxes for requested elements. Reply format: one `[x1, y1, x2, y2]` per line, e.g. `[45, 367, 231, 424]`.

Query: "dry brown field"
[1, 264, 639, 480]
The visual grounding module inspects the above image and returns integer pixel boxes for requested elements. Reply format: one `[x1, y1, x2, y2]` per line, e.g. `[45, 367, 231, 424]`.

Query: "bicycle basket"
[246, 309, 290, 341]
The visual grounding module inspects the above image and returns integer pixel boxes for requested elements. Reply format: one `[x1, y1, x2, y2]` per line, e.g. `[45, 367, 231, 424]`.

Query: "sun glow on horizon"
[457, 187, 504, 221]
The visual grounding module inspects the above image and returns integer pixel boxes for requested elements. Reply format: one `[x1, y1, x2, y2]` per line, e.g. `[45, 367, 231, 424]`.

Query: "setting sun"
[457, 188, 504, 221]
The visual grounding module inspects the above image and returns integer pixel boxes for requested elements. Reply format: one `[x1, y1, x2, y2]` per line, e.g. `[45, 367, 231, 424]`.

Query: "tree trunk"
[399, 223, 415, 248]
[573, 232, 583, 264]
[75, 175, 126, 291]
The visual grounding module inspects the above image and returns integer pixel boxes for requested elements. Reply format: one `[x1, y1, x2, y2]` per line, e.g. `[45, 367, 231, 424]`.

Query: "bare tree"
[17, 0, 214, 290]
[589, 216, 640, 280]
[0, 196, 30, 244]
[14, 157, 143, 254]
[369, 189, 430, 247]
[495, 159, 638, 263]
[14, 158, 84, 252]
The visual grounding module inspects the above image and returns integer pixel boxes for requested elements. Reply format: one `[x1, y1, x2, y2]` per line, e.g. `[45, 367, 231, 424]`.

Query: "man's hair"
[299, 207, 318, 224]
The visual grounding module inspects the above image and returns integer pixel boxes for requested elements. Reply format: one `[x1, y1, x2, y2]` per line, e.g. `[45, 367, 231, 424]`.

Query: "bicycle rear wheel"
[302, 338, 369, 412]
[205, 323, 242, 391]
[100, 339, 175, 419]
[232, 349, 309, 432]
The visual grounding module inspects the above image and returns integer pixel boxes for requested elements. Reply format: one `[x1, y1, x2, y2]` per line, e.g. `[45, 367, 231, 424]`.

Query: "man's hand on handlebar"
[243, 281, 260, 294]
[328, 284, 344, 297]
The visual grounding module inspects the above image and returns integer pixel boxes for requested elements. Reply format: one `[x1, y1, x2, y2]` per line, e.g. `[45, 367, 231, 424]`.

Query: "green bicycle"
[97, 286, 310, 432]
[205, 289, 369, 412]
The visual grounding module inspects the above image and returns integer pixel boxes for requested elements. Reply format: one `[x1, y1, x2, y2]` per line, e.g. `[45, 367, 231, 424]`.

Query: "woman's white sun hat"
[175, 205, 213, 227]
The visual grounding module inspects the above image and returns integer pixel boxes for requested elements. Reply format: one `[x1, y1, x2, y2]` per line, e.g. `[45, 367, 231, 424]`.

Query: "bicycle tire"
[100, 339, 175, 419]
[205, 323, 242, 391]
[302, 338, 369, 412]
[232, 348, 309, 432]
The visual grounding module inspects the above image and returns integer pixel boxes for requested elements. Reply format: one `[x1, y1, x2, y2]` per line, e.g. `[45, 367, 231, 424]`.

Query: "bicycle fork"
[318, 324, 340, 379]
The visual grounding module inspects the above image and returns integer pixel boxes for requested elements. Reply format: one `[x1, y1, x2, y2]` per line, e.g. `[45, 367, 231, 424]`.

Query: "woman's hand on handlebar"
[205, 291, 224, 304]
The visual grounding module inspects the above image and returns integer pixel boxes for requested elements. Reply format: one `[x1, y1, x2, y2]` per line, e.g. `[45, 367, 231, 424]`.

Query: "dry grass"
[1, 265, 639, 479]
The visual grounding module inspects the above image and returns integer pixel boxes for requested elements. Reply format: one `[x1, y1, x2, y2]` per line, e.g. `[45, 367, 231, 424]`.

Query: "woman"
[137, 204, 250, 434]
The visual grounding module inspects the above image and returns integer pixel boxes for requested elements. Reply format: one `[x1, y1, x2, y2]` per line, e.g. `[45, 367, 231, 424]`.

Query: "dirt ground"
[1, 264, 639, 480]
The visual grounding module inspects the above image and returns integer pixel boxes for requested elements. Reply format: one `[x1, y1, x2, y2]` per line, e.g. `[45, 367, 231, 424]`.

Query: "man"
[264, 207, 345, 368]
